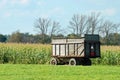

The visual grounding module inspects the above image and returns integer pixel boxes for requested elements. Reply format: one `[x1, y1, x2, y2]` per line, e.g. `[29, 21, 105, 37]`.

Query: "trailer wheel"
[69, 58, 77, 66]
[50, 58, 58, 65]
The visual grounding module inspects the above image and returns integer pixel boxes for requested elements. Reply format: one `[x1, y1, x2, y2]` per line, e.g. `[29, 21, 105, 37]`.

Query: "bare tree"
[102, 21, 115, 36]
[69, 14, 88, 37]
[97, 19, 104, 35]
[100, 20, 116, 45]
[69, 14, 79, 36]
[35, 18, 51, 35]
[35, 18, 51, 43]
[87, 12, 101, 34]
[50, 21, 61, 38]
[34, 17, 62, 43]
[79, 15, 88, 36]
[114, 23, 120, 33]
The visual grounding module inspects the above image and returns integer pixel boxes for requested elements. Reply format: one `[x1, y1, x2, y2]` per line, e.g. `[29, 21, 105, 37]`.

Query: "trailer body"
[51, 34, 100, 65]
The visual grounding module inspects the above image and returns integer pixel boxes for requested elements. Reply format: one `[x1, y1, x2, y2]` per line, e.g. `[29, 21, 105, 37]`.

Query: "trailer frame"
[50, 34, 101, 66]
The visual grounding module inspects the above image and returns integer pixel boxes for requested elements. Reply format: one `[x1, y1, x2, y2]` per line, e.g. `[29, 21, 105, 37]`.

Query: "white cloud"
[103, 8, 116, 16]
[52, 7, 63, 13]
[37, 0, 46, 6]
[20, 0, 29, 4]
[2, 10, 31, 18]
[87, 0, 107, 5]
[0, 0, 7, 8]
[4, 12, 12, 17]
[11, 0, 17, 4]
[49, 7, 65, 16]
[37, 7, 65, 18]
[87, 8, 117, 16]
[11, 0, 29, 5]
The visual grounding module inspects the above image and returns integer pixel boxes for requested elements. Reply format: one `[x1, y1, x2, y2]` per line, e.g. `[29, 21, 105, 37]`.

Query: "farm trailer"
[50, 34, 101, 65]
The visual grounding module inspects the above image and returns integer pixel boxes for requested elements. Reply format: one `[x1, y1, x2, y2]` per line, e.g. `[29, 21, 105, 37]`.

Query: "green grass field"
[0, 64, 120, 80]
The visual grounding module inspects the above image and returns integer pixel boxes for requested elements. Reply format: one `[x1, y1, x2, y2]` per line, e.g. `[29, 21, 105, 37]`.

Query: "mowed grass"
[0, 64, 120, 80]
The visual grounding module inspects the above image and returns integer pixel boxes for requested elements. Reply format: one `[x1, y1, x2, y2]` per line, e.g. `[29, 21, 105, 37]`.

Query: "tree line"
[0, 13, 120, 45]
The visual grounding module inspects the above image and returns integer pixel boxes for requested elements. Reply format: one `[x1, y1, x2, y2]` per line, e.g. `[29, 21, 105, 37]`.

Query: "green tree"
[8, 31, 23, 43]
[0, 34, 7, 42]
[66, 33, 78, 39]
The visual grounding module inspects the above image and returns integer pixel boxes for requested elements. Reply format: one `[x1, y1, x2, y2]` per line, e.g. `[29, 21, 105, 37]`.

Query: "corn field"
[92, 46, 120, 65]
[0, 43, 120, 65]
[0, 43, 51, 64]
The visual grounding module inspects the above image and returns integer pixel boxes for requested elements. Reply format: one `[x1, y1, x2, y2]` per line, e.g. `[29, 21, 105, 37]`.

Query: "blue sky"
[0, 0, 120, 35]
